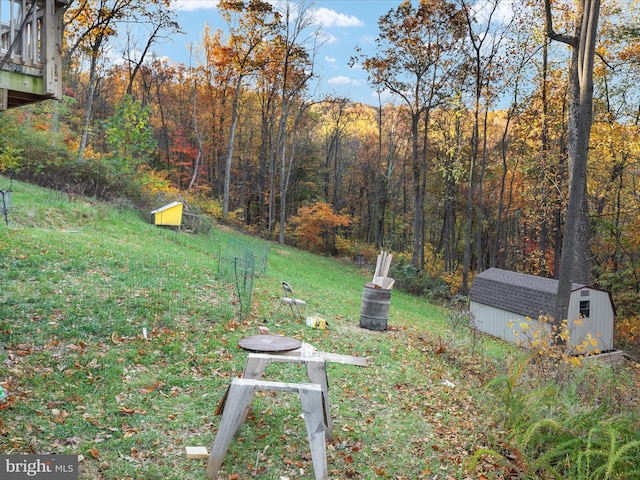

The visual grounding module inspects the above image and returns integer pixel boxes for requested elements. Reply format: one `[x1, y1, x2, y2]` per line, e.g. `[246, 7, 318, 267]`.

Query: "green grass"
[1, 178, 639, 480]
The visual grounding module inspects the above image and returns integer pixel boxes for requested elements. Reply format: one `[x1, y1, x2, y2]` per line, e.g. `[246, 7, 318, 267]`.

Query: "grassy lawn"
[1, 178, 638, 480]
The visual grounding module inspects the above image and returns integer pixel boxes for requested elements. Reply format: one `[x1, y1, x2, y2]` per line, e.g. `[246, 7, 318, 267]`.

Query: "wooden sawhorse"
[205, 377, 328, 479]
[242, 353, 333, 440]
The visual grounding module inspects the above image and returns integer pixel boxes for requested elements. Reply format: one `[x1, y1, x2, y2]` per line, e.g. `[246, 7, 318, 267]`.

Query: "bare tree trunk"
[257, 91, 275, 233]
[546, 0, 600, 326]
[268, 142, 276, 236]
[373, 92, 383, 247]
[78, 38, 102, 160]
[539, 38, 551, 276]
[410, 111, 423, 270]
[223, 74, 244, 217]
[153, 69, 171, 170]
[494, 106, 514, 269]
[187, 75, 203, 193]
[276, 0, 317, 245]
[277, 104, 289, 245]
[475, 109, 490, 272]
[461, 91, 481, 295]
[441, 109, 462, 272]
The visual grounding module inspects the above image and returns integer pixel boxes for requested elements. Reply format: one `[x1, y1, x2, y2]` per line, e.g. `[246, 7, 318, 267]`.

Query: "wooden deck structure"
[0, 0, 68, 110]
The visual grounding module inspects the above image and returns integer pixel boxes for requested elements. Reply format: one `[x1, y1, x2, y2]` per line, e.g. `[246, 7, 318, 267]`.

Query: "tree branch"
[544, 0, 577, 47]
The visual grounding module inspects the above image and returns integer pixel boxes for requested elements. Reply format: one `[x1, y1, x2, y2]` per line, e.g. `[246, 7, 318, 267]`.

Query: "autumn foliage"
[290, 202, 351, 253]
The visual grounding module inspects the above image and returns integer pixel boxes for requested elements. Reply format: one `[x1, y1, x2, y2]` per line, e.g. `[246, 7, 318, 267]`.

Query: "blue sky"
[163, 0, 399, 105]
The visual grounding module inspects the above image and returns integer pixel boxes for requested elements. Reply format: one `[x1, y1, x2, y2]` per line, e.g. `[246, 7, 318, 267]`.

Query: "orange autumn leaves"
[291, 202, 351, 253]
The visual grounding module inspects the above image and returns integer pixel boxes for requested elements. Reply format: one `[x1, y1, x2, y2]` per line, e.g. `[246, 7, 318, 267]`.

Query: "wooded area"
[0, 0, 639, 350]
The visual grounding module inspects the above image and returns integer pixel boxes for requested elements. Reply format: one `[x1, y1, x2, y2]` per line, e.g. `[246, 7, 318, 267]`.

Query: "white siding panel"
[568, 288, 614, 352]
[470, 301, 528, 344]
[471, 287, 614, 353]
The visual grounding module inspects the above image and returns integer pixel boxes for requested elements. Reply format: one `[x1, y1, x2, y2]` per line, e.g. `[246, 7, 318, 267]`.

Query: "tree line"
[0, 0, 639, 350]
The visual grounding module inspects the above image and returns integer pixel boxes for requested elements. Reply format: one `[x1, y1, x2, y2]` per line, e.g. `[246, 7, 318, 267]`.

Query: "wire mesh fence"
[102, 234, 268, 323]
[1, 180, 270, 330]
[1, 177, 13, 226]
[214, 238, 269, 319]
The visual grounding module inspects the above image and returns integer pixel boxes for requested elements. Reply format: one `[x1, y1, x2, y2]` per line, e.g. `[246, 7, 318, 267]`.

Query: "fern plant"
[479, 347, 640, 479]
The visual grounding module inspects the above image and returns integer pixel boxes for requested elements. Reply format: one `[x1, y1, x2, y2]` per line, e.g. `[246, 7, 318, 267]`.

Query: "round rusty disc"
[238, 335, 302, 352]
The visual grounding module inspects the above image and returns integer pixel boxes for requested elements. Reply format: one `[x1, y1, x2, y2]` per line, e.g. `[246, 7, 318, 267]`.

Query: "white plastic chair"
[277, 281, 307, 318]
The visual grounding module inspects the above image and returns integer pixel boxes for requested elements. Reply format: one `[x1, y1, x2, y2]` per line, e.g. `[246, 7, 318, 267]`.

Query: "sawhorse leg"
[206, 378, 328, 479]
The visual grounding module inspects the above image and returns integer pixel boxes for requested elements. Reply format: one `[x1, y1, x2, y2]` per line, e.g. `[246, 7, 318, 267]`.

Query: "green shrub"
[478, 351, 640, 479]
[389, 259, 450, 301]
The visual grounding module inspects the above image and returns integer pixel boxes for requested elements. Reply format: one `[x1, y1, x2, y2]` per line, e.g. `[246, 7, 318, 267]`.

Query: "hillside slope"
[2, 179, 638, 480]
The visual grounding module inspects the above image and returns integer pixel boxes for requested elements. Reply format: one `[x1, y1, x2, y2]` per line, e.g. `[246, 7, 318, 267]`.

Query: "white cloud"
[328, 75, 355, 85]
[171, 0, 218, 12]
[313, 7, 364, 28]
[473, 0, 516, 25]
[325, 56, 336, 63]
[373, 88, 395, 102]
[321, 33, 338, 45]
[359, 35, 376, 46]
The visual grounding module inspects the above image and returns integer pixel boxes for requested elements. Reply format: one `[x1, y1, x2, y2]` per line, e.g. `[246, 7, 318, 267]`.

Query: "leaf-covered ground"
[1, 180, 638, 479]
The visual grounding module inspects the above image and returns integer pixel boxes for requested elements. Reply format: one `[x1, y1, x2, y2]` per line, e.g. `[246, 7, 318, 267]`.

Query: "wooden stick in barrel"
[373, 251, 383, 281]
[382, 253, 392, 277]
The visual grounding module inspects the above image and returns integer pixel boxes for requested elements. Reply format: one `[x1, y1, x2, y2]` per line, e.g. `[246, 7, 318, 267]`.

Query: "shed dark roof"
[469, 268, 586, 319]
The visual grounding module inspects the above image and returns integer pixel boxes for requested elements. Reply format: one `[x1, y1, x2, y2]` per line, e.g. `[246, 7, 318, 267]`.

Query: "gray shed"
[469, 268, 614, 353]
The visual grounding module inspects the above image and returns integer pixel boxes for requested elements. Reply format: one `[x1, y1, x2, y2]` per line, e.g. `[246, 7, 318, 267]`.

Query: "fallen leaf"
[118, 406, 137, 415]
[15, 346, 34, 356]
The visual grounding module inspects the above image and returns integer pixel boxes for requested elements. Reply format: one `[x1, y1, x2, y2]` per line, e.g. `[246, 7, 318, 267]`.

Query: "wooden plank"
[305, 359, 333, 441]
[247, 353, 323, 365]
[373, 276, 394, 290]
[315, 351, 369, 367]
[0, 70, 45, 94]
[233, 377, 323, 394]
[373, 252, 382, 280]
[206, 380, 257, 479]
[384, 253, 392, 276]
[185, 446, 209, 459]
[242, 354, 268, 379]
[583, 350, 626, 366]
[299, 388, 329, 479]
[213, 384, 230, 416]
[269, 348, 368, 367]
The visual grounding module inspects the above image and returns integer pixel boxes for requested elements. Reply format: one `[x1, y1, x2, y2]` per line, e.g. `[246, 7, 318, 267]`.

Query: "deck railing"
[0, 0, 67, 109]
[1, 0, 45, 69]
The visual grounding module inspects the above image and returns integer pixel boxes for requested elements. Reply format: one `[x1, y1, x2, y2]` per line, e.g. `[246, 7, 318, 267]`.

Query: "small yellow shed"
[151, 201, 183, 227]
